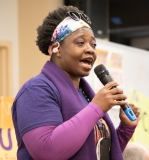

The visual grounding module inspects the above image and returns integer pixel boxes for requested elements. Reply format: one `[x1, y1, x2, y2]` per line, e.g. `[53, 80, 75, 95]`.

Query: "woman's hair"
[36, 5, 83, 55]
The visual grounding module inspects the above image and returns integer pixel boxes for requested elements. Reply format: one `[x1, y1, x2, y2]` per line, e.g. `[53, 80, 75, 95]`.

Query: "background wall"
[0, 0, 63, 96]
[18, 0, 63, 91]
[0, 0, 19, 96]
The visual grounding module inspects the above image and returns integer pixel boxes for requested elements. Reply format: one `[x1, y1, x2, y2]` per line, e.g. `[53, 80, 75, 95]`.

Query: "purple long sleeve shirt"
[22, 103, 135, 160]
[12, 61, 136, 160]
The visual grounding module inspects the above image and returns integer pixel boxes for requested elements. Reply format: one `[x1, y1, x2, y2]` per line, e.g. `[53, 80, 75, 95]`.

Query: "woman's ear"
[53, 47, 58, 53]
[48, 42, 60, 57]
[52, 42, 60, 56]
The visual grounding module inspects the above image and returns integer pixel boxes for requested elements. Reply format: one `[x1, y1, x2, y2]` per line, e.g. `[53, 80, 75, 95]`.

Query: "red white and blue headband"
[49, 11, 92, 56]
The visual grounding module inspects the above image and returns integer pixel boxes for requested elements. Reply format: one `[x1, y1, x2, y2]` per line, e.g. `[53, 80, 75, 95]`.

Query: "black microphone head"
[94, 64, 106, 77]
[94, 64, 113, 85]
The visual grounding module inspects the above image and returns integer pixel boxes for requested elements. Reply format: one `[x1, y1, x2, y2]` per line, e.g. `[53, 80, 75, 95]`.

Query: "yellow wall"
[18, 0, 63, 87]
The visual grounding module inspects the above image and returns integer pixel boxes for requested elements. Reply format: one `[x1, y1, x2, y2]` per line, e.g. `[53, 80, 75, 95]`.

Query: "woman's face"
[57, 27, 97, 80]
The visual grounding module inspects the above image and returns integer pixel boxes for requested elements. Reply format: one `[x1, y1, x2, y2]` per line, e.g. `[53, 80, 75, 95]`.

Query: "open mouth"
[79, 57, 94, 70]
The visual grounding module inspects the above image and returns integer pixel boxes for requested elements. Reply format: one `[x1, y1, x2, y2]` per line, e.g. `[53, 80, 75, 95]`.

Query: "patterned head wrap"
[49, 14, 91, 56]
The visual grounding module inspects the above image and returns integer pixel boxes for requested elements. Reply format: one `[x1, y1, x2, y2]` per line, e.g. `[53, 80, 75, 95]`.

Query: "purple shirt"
[12, 61, 136, 160]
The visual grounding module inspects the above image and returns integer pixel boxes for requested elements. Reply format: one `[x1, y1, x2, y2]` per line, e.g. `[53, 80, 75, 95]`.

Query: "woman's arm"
[23, 102, 104, 160]
[116, 104, 140, 152]
[116, 122, 136, 152]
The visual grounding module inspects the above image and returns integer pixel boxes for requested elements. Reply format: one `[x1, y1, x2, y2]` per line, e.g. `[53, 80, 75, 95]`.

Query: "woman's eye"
[92, 43, 97, 48]
[77, 41, 84, 45]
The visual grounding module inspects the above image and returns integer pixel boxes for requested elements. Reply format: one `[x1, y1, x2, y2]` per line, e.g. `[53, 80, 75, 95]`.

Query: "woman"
[12, 5, 140, 160]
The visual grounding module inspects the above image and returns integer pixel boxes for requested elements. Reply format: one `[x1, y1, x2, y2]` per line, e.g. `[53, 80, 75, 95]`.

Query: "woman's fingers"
[119, 104, 140, 126]
[112, 94, 127, 101]
[92, 81, 128, 112]
[104, 81, 119, 90]
[105, 82, 127, 104]
[129, 104, 140, 118]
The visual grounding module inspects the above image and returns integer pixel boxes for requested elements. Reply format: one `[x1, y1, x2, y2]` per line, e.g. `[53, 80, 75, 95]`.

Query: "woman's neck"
[64, 71, 80, 89]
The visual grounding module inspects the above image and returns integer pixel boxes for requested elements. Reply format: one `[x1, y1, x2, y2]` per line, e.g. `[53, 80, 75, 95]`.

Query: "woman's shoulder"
[14, 72, 60, 101]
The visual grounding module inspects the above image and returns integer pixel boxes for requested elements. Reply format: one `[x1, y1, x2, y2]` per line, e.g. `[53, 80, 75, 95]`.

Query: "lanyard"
[95, 120, 111, 160]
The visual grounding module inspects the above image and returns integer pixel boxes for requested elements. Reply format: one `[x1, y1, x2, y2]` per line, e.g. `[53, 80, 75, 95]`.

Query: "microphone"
[94, 64, 137, 121]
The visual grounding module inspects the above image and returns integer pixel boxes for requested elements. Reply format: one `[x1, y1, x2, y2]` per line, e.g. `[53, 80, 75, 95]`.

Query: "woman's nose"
[85, 44, 95, 54]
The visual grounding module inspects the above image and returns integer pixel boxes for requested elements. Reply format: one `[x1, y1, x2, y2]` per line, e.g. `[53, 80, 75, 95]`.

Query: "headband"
[51, 17, 91, 44]
[49, 15, 91, 56]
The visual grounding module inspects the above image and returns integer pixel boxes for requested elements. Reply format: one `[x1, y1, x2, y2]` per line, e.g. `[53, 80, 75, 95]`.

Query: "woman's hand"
[119, 103, 140, 126]
[92, 81, 128, 113]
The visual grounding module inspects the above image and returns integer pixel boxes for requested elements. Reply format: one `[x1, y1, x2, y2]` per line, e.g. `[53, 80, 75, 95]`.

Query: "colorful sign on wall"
[129, 90, 149, 148]
[0, 97, 17, 160]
